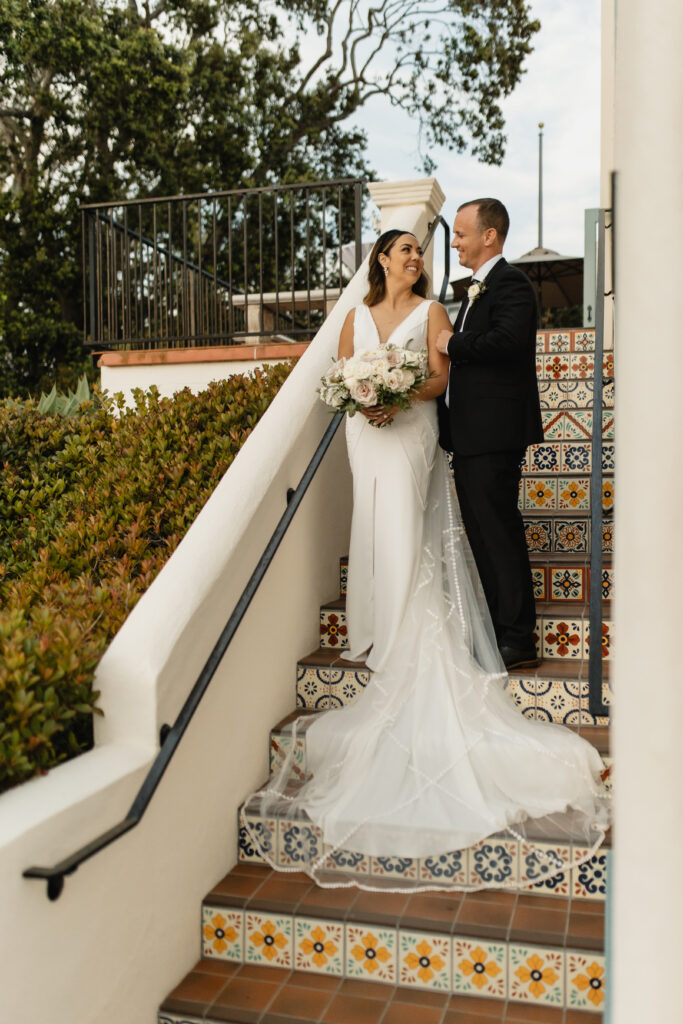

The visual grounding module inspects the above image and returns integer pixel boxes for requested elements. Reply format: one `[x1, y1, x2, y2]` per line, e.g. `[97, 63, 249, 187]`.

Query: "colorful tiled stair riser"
[158, 329, 612, 1022]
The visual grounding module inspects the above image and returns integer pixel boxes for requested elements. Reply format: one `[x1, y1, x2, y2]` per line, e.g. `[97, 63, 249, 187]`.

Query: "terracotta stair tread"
[160, 957, 601, 1022]
[205, 865, 605, 951]
[321, 598, 611, 614]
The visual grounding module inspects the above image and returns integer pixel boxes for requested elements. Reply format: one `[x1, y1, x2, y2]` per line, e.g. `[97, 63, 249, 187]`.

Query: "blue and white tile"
[548, 331, 571, 353]
[278, 819, 323, 868]
[528, 443, 561, 474]
[572, 330, 595, 352]
[469, 839, 519, 888]
[239, 816, 275, 864]
[561, 442, 592, 474]
[519, 843, 570, 895]
[572, 850, 608, 900]
[371, 855, 419, 882]
[601, 443, 615, 471]
[420, 849, 469, 886]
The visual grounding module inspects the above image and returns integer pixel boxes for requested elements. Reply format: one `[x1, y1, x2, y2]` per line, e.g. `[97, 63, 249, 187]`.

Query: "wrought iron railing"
[82, 179, 364, 351]
[587, 202, 614, 718]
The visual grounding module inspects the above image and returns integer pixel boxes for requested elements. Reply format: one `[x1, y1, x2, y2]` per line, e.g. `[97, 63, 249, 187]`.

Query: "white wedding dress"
[241, 300, 609, 891]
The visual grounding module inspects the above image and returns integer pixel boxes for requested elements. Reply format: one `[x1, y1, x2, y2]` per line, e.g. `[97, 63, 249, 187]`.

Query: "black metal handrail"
[587, 204, 613, 718]
[23, 412, 344, 900]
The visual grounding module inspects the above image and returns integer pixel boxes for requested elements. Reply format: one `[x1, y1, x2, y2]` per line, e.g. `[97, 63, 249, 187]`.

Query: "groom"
[436, 198, 543, 670]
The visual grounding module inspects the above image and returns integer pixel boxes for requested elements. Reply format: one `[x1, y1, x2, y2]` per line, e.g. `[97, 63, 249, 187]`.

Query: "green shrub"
[0, 363, 293, 793]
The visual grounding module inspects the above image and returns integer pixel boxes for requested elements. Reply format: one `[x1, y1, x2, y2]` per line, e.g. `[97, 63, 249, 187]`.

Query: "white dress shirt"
[445, 253, 504, 407]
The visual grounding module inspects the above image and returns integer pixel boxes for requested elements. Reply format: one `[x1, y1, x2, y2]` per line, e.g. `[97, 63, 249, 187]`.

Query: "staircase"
[158, 328, 612, 1023]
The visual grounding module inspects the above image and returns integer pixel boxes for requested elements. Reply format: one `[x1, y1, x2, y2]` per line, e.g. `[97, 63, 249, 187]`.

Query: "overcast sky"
[347, 0, 601, 279]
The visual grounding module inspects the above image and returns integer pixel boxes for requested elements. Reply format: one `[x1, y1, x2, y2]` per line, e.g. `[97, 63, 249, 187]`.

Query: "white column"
[368, 178, 446, 291]
[611, 2, 683, 1021]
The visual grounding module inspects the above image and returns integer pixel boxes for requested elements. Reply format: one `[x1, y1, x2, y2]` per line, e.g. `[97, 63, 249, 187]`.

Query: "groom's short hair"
[458, 198, 509, 241]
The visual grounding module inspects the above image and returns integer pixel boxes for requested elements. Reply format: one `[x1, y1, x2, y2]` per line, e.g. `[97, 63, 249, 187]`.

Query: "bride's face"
[382, 234, 424, 283]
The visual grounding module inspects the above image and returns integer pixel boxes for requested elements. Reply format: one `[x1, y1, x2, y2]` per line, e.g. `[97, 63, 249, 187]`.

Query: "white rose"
[384, 368, 415, 393]
[386, 348, 406, 368]
[327, 359, 345, 383]
[348, 379, 378, 405]
[323, 386, 345, 408]
[343, 358, 372, 382]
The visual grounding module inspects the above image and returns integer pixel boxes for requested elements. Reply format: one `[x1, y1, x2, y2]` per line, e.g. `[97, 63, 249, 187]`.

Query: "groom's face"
[451, 206, 488, 273]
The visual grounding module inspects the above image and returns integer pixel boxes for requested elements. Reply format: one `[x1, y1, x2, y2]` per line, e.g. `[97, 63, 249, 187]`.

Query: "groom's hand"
[436, 329, 453, 355]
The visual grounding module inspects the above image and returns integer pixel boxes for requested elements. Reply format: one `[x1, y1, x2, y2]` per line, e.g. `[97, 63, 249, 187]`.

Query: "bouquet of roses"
[318, 343, 430, 417]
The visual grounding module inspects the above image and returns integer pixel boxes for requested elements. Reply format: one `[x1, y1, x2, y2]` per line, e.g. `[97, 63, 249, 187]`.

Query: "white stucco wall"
[0, 181, 446, 1024]
[100, 356, 294, 406]
[610, 2, 683, 1022]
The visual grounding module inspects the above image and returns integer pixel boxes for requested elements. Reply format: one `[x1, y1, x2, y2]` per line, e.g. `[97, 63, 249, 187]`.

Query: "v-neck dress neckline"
[366, 300, 431, 346]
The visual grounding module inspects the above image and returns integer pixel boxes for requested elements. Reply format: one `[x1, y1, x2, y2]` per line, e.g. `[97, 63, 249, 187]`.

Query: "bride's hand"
[362, 404, 399, 427]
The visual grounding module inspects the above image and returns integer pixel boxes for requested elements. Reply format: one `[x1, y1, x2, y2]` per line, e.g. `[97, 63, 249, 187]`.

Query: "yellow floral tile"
[602, 478, 615, 511]
[245, 912, 292, 968]
[452, 938, 506, 999]
[558, 477, 590, 511]
[346, 925, 396, 983]
[399, 931, 451, 990]
[509, 945, 564, 1005]
[294, 917, 343, 976]
[524, 478, 558, 510]
[567, 952, 606, 1013]
[202, 907, 243, 961]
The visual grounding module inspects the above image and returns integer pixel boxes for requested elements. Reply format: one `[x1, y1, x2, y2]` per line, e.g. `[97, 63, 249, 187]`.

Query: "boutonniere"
[467, 279, 487, 303]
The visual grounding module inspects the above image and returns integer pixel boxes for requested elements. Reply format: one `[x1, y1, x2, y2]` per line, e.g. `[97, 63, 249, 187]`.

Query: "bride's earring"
[382, 265, 388, 277]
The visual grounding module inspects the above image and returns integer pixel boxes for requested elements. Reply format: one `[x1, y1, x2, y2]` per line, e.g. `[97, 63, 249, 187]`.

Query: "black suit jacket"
[437, 258, 544, 456]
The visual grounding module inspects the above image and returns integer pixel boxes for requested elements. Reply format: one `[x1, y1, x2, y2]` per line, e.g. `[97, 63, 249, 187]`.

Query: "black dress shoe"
[499, 645, 541, 670]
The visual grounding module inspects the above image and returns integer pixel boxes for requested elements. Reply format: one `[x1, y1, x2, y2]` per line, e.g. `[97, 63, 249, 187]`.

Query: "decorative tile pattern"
[339, 558, 348, 596]
[297, 665, 329, 709]
[399, 931, 451, 990]
[602, 443, 615, 472]
[371, 855, 418, 881]
[542, 410, 564, 439]
[278, 820, 322, 868]
[519, 844, 569, 895]
[558, 380, 593, 408]
[245, 912, 293, 967]
[561, 442, 591, 473]
[567, 953, 607, 1012]
[346, 925, 397, 983]
[565, 409, 593, 439]
[573, 851, 608, 899]
[573, 329, 596, 351]
[601, 521, 614, 553]
[327, 666, 369, 706]
[320, 610, 348, 649]
[525, 519, 552, 551]
[536, 332, 546, 354]
[544, 354, 570, 379]
[469, 839, 519, 887]
[602, 479, 618, 512]
[453, 938, 506, 998]
[602, 411, 615, 438]
[570, 353, 595, 379]
[324, 846, 370, 874]
[548, 331, 571, 353]
[528, 443, 561, 473]
[524, 478, 557, 510]
[239, 817, 275, 863]
[295, 918, 344, 975]
[586, 619, 613, 661]
[600, 567, 614, 601]
[420, 850, 468, 885]
[270, 732, 306, 779]
[558, 478, 590, 511]
[542, 619, 584, 660]
[534, 679, 581, 723]
[509, 945, 564, 1005]
[202, 907, 243, 961]
[550, 567, 585, 602]
[532, 567, 546, 601]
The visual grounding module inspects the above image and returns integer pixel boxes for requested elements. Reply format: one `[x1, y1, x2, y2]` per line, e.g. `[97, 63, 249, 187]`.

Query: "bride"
[242, 229, 609, 891]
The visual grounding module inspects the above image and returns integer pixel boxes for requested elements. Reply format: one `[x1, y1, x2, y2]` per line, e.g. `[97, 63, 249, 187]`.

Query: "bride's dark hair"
[364, 229, 430, 307]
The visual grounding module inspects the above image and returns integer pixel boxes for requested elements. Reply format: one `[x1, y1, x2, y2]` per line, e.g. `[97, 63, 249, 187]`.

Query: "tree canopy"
[0, 0, 539, 395]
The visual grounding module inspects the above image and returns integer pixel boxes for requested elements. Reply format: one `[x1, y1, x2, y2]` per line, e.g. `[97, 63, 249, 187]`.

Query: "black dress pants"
[451, 448, 536, 650]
